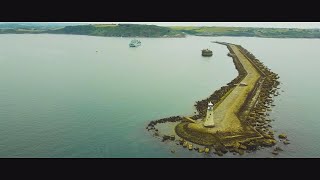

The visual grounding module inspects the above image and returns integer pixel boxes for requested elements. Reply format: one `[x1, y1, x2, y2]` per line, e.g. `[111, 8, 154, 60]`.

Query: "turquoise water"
[0, 34, 236, 157]
[0, 34, 319, 158]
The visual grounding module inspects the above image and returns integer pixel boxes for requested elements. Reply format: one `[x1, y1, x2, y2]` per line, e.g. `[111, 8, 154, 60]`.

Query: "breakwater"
[147, 42, 285, 156]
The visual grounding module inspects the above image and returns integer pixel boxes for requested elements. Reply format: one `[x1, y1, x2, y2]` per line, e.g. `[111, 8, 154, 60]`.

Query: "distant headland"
[1, 23, 320, 39]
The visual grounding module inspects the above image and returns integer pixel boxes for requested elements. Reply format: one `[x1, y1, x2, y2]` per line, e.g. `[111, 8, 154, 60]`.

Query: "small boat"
[129, 39, 141, 47]
[202, 49, 213, 57]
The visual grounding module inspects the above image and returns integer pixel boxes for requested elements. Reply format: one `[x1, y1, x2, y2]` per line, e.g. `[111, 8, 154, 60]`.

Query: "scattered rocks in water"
[162, 135, 171, 142]
[216, 151, 224, 156]
[238, 149, 245, 155]
[221, 149, 228, 154]
[274, 146, 283, 151]
[171, 150, 175, 153]
[183, 142, 188, 148]
[283, 140, 290, 145]
[278, 134, 287, 139]
[244, 141, 258, 151]
[272, 151, 279, 155]
[146, 116, 183, 131]
[154, 132, 159, 136]
[188, 144, 193, 150]
[205, 148, 210, 153]
[194, 146, 199, 151]
[198, 148, 204, 153]
[216, 145, 228, 154]
[229, 148, 237, 153]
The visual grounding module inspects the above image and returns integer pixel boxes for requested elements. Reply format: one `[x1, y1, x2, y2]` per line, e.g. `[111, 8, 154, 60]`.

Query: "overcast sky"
[81, 22, 320, 29]
[6, 22, 320, 29]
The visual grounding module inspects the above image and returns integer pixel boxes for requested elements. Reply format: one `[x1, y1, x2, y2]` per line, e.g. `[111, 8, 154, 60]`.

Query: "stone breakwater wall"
[145, 43, 251, 146]
[236, 45, 282, 142]
[145, 45, 247, 141]
[146, 43, 285, 156]
[174, 44, 283, 155]
[146, 116, 183, 141]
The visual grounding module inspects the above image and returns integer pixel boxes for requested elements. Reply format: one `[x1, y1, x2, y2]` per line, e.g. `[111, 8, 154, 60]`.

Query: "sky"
[2, 22, 320, 29]
[76, 22, 320, 29]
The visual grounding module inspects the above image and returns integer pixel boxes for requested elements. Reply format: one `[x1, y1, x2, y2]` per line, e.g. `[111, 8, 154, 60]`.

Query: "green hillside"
[171, 26, 320, 38]
[46, 24, 185, 37]
[1, 23, 320, 39]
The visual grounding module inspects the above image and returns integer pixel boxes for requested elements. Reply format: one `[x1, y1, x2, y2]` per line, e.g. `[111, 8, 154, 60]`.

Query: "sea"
[0, 34, 319, 158]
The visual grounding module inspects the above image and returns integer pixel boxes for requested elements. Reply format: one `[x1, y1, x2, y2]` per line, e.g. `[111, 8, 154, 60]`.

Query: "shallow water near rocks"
[0, 34, 319, 157]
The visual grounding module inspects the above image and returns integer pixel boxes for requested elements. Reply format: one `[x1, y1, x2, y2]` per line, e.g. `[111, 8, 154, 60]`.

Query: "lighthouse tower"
[203, 101, 215, 127]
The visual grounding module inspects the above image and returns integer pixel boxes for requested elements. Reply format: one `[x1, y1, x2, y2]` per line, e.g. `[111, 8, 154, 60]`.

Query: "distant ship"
[202, 49, 213, 57]
[129, 39, 141, 47]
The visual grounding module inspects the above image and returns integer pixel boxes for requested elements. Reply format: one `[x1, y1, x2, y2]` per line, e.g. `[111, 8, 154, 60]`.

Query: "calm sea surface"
[0, 34, 319, 158]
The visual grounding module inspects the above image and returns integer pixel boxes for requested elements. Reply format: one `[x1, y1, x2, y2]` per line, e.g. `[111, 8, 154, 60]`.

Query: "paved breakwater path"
[190, 44, 261, 133]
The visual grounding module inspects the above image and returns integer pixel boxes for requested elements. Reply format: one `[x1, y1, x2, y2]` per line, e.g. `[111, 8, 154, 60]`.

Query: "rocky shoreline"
[146, 116, 183, 139]
[146, 43, 288, 157]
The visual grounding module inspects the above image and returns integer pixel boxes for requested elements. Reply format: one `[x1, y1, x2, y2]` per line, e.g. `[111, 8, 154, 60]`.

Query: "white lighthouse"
[203, 101, 215, 127]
